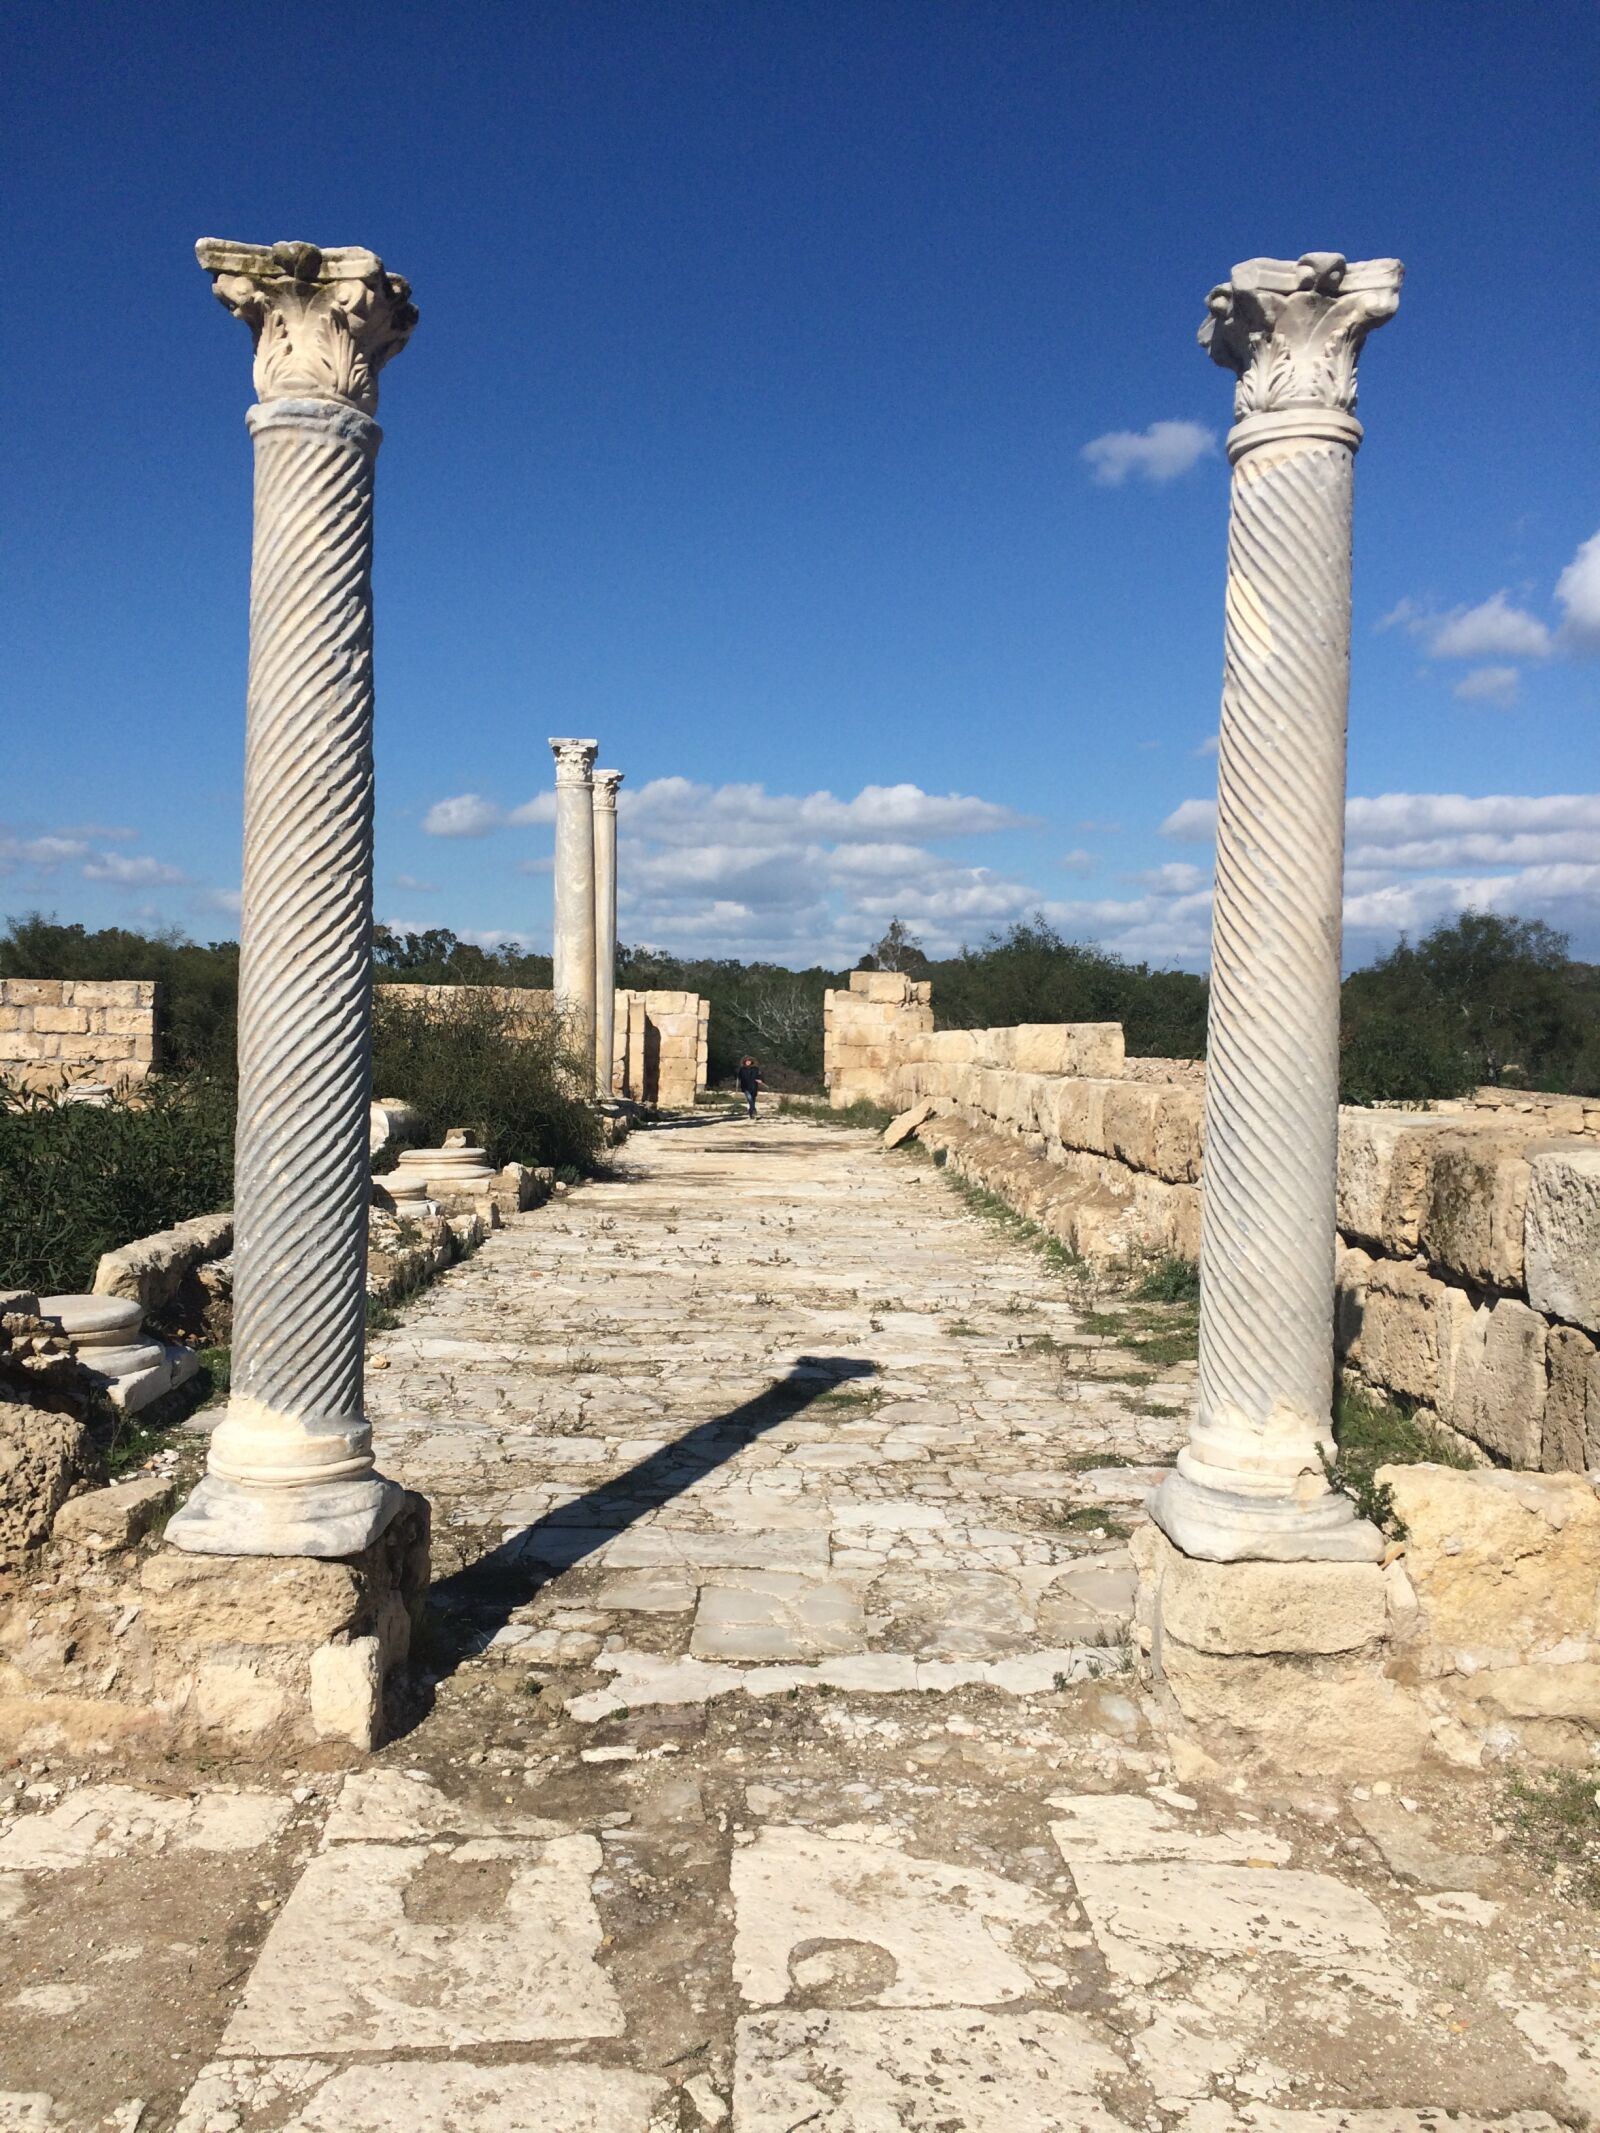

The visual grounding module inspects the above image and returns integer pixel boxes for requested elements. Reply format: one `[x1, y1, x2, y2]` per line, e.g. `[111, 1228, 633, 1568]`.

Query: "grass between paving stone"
[937, 1170, 1089, 1281]
[1325, 1380, 1474, 1537]
[1134, 1255, 1200, 1304]
[1503, 1769, 1600, 1907]
[100, 1343, 228, 1477]
[779, 1094, 898, 1133]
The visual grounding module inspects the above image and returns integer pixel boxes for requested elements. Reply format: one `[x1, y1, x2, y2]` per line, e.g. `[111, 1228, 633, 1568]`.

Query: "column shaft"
[550, 739, 599, 1086]
[1151, 253, 1401, 1566]
[170, 239, 414, 1558]
[592, 770, 623, 1095]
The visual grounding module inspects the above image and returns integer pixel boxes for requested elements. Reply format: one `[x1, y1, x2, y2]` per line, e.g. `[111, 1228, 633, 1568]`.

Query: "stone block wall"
[879, 1009, 1600, 1474]
[822, 970, 934, 1108]
[614, 990, 709, 1108]
[0, 979, 159, 1091]
[374, 983, 555, 1036]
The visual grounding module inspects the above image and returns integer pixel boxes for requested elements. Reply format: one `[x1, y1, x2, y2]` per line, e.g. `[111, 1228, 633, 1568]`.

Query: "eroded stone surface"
[173, 2060, 669, 2132]
[734, 2009, 1126, 2130]
[6, 1117, 1593, 2129]
[222, 1835, 623, 2051]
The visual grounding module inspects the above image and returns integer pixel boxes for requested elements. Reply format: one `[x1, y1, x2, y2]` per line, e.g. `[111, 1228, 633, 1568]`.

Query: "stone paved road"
[3, 1116, 1597, 2130]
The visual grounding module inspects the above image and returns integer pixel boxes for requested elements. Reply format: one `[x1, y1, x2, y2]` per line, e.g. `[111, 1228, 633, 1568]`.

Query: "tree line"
[4, 908, 1596, 1102]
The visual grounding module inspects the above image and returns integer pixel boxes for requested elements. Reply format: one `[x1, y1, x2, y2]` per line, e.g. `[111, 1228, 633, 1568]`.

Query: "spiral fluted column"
[1151, 253, 1402, 1565]
[169, 239, 415, 1558]
[592, 769, 623, 1094]
[550, 738, 599, 1088]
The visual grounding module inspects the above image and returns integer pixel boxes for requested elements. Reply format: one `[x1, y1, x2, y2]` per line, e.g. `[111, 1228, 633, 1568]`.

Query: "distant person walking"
[736, 1056, 762, 1118]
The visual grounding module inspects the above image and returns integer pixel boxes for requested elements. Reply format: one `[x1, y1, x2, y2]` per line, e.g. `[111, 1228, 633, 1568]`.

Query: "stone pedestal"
[143, 1491, 430, 1749]
[550, 738, 599, 1087]
[1131, 1524, 1428, 1776]
[168, 239, 416, 1562]
[592, 769, 623, 1095]
[1151, 254, 1403, 1568]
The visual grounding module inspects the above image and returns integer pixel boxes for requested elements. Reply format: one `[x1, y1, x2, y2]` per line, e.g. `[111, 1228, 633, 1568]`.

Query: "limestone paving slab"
[12, 1117, 1589, 2128]
[730, 1824, 1062, 2008]
[222, 1834, 623, 2052]
[734, 2009, 1129, 2131]
[174, 2061, 671, 2133]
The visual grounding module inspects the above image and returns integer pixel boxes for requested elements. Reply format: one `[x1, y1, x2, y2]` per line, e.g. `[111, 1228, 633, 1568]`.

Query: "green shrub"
[0, 1077, 235, 1295]
[1134, 1256, 1199, 1304]
[1326, 1381, 1474, 1537]
[370, 987, 601, 1174]
[1, 913, 239, 1077]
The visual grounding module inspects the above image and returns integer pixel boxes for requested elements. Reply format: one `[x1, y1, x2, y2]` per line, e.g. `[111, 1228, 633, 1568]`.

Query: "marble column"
[1151, 253, 1403, 1565]
[550, 738, 599, 1085]
[169, 240, 415, 1559]
[592, 769, 624, 1095]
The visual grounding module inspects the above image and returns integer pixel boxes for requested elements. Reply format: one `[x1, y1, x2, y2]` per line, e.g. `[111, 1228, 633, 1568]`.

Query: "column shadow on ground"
[412, 1353, 878, 1691]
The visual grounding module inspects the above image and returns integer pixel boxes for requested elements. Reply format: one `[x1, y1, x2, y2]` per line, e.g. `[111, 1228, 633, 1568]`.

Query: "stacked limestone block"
[1134, 1459, 1600, 1773]
[887, 1021, 1207, 1266]
[822, 970, 934, 1108]
[374, 983, 556, 1036]
[1336, 1114, 1600, 1473]
[877, 1004, 1600, 1470]
[0, 979, 158, 1092]
[613, 989, 710, 1108]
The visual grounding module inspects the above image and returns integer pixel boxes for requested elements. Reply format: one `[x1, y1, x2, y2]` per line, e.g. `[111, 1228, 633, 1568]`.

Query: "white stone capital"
[549, 737, 598, 786]
[197, 238, 416, 416]
[1201, 253, 1402, 432]
[592, 769, 624, 812]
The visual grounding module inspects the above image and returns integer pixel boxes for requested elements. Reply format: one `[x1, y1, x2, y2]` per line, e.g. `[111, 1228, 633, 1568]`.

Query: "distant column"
[592, 769, 624, 1094]
[549, 738, 599, 1083]
[170, 239, 416, 1557]
[1151, 252, 1403, 1565]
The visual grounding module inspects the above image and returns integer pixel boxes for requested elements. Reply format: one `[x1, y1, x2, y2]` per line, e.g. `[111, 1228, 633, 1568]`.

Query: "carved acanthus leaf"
[593, 770, 625, 809]
[196, 239, 417, 416]
[1199, 253, 1403, 420]
[549, 738, 599, 784]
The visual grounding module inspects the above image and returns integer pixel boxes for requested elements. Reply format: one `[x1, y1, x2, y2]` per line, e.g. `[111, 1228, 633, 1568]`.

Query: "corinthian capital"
[592, 769, 624, 811]
[1200, 253, 1403, 421]
[549, 738, 599, 785]
[197, 239, 417, 416]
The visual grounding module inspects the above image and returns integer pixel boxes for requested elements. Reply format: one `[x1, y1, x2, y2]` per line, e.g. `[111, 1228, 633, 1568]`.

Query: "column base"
[1149, 1466, 1384, 1564]
[165, 1472, 405, 1559]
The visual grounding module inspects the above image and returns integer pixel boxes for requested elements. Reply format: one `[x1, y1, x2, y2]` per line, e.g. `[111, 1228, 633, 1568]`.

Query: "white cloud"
[422, 793, 505, 837]
[1452, 664, 1520, 706]
[393, 872, 438, 892]
[620, 777, 1028, 847]
[1193, 733, 1218, 757]
[1146, 790, 1600, 960]
[1058, 849, 1095, 874]
[508, 793, 557, 826]
[0, 831, 89, 871]
[1555, 528, 1600, 651]
[1426, 591, 1551, 661]
[80, 851, 184, 886]
[1135, 861, 1210, 894]
[515, 855, 554, 876]
[1081, 420, 1217, 487]
[193, 886, 242, 916]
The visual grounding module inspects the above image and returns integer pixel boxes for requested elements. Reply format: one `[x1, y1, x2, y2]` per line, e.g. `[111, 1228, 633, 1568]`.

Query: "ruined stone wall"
[822, 970, 933, 1107]
[374, 983, 555, 1035]
[613, 990, 709, 1108]
[0, 979, 158, 1091]
[884, 1023, 1600, 1474]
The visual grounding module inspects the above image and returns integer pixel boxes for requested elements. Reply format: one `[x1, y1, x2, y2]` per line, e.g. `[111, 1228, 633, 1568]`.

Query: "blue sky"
[4, 1, 1597, 970]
